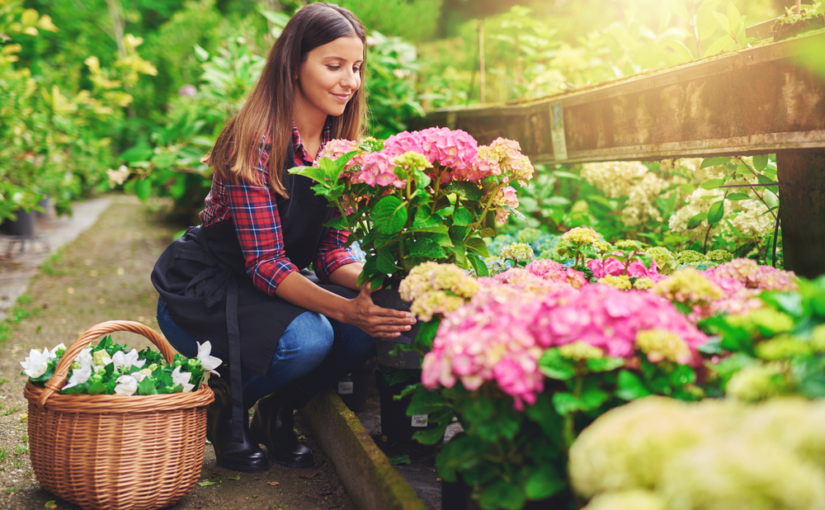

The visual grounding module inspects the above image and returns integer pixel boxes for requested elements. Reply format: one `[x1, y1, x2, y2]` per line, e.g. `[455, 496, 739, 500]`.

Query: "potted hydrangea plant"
[289, 127, 534, 348]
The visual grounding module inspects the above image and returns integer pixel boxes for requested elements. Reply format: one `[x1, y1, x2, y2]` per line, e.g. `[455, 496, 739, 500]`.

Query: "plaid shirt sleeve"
[227, 149, 298, 296]
[313, 210, 361, 283]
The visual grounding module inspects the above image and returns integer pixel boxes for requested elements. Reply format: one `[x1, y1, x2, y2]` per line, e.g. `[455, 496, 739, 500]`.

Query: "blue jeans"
[156, 296, 375, 406]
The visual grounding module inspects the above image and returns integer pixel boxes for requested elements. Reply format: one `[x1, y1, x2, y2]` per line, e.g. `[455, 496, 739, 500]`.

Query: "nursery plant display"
[394, 231, 822, 509]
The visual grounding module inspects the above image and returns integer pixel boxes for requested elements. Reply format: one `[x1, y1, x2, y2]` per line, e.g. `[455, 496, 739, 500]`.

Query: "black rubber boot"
[249, 390, 314, 468]
[206, 375, 269, 472]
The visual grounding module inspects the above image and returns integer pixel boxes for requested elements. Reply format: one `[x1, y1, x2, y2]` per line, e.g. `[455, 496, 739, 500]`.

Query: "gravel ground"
[0, 195, 356, 510]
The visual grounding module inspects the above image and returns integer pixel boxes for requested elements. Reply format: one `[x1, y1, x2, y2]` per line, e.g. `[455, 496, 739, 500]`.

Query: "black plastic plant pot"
[371, 282, 422, 369]
[337, 358, 375, 413]
[0, 209, 35, 237]
[35, 198, 50, 219]
[376, 370, 438, 444]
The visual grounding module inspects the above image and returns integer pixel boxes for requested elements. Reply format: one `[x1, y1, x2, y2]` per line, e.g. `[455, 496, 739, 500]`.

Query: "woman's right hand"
[345, 286, 417, 338]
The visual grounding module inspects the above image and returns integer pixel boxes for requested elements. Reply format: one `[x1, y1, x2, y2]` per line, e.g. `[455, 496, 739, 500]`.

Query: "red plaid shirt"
[200, 120, 359, 295]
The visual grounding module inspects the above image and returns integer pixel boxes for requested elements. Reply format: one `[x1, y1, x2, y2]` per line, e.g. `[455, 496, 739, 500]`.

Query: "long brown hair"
[206, 3, 367, 198]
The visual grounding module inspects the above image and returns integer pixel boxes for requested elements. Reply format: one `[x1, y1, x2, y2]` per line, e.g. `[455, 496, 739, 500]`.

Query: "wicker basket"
[24, 320, 215, 510]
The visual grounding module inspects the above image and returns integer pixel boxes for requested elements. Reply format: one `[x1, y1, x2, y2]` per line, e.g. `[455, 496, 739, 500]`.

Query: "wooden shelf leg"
[777, 151, 825, 278]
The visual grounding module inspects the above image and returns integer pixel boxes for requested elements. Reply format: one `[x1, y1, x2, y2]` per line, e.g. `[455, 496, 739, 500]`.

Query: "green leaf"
[525, 466, 566, 500]
[376, 250, 401, 274]
[479, 479, 525, 510]
[452, 208, 474, 226]
[479, 227, 496, 238]
[726, 193, 751, 201]
[467, 252, 488, 277]
[357, 256, 377, 287]
[585, 357, 625, 373]
[753, 154, 770, 171]
[198, 480, 215, 486]
[551, 392, 582, 416]
[372, 195, 408, 235]
[407, 389, 448, 415]
[287, 165, 328, 184]
[763, 189, 779, 209]
[118, 145, 153, 164]
[705, 34, 735, 56]
[615, 371, 652, 400]
[194, 44, 209, 61]
[445, 182, 482, 201]
[134, 179, 152, 202]
[700, 156, 730, 169]
[713, 11, 731, 35]
[390, 454, 411, 466]
[700, 179, 724, 190]
[727, 2, 743, 35]
[707, 200, 725, 224]
[407, 237, 446, 259]
[687, 212, 708, 229]
[137, 377, 157, 395]
[414, 318, 442, 351]
[538, 349, 576, 380]
[466, 237, 490, 258]
[665, 0, 691, 22]
[697, 0, 722, 40]
[412, 421, 449, 445]
[666, 39, 694, 60]
[553, 170, 580, 180]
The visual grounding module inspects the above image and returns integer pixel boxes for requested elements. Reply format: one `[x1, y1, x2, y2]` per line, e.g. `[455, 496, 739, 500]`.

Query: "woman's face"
[297, 35, 364, 118]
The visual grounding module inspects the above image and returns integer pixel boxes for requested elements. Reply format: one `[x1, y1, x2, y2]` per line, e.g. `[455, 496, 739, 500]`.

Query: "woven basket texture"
[23, 321, 215, 510]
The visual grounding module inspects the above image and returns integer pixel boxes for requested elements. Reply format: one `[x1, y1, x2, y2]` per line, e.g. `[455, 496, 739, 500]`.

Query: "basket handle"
[37, 320, 177, 411]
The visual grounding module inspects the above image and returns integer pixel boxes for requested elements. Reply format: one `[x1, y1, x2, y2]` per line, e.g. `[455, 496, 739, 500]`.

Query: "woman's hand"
[344, 285, 417, 338]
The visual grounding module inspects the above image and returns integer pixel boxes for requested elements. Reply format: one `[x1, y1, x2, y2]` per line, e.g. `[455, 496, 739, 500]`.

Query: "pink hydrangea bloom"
[587, 257, 625, 278]
[351, 151, 406, 188]
[419, 127, 479, 178]
[707, 258, 798, 292]
[383, 131, 425, 158]
[525, 259, 587, 289]
[315, 138, 362, 176]
[422, 282, 709, 410]
[494, 186, 519, 224]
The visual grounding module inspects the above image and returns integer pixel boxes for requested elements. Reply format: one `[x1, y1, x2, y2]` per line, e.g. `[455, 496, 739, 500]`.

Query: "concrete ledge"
[302, 389, 427, 510]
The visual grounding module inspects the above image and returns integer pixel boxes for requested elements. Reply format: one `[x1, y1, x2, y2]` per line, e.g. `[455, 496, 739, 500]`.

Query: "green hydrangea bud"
[645, 247, 675, 274]
[676, 250, 707, 265]
[726, 308, 795, 338]
[594, 241, 614, 254]
[92, 350, 111, 366]
[633, 278, 654, 290]
[726, 363, 788, 401]
[71, 361, 81, 370]
[558, 341, 604, 360]
[499, 243, 535, 263]
[615, 240, 642, 250]
[811, 324, 825, 353]
[392, 151, 432, 171]
[706, 249, 734, 263]
[755, 335, 812, 360]
[598, 275, 632, 291]
[636, 329, 692, 364]
[516, 228, 541, 245]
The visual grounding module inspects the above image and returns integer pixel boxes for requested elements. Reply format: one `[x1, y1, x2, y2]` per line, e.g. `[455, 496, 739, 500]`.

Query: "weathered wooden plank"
[420, 32, 825, 163]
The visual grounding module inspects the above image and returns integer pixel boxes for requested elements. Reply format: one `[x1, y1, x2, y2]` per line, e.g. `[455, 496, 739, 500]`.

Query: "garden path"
[0, 195, 355, 510]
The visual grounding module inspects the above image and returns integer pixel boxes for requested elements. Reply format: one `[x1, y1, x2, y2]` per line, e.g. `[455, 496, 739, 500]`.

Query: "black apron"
[151, 142, 357, 441]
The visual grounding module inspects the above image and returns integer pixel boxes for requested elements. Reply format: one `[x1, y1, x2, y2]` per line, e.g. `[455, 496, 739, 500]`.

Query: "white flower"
[20, 348, 51, 378]
[75, 348, 93, 369]
[131, 371, 146, 383]
[114, 374, 138, 396]
[111, 349, 146, 371]
[49, 343, 66, 358]
[63, 365, 93, 390]
[196, 341, 222, 375]
[171, 366, 195, 393]
[107, 165, 129, 188]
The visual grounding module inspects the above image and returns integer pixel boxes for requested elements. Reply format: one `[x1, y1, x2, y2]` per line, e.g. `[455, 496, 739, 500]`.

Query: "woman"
[151, 3, 415, 473]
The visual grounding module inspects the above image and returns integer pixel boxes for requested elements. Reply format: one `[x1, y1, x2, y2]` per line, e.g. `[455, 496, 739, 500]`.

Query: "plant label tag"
[338, 381, 354, 395]
[411, 415, 429, 427]
[550, 103, 568, 161]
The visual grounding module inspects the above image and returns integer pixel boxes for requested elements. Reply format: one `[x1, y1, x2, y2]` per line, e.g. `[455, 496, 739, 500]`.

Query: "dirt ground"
[0, 195, 356, 510]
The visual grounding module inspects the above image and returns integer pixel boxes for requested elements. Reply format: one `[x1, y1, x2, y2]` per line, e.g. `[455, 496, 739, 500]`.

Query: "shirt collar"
[291, 118, 333, 165]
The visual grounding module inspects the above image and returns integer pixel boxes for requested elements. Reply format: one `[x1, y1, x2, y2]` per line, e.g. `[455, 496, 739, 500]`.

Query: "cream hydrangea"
[580, 161, 649, 198]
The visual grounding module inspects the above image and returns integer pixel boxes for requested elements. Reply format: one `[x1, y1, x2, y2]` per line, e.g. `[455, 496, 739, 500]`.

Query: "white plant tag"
[411, 414, 429, 427]
[338, 381, 354, 395]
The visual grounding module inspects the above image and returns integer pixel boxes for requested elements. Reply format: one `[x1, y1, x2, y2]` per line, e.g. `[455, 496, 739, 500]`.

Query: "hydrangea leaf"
[372, 195, 408, 234]
[446, 181, 482, 202]
[585, 357, 625, 373]
[452, 207, 475, 226]
[525, 466, 566, 500]
[479, 479, 525, 510]
[538, 349, 576, 380]
[615, 371, 652, 400]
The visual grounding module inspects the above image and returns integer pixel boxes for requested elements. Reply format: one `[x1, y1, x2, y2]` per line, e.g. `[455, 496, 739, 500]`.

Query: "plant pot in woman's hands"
[370, 283, 422, 369]
[0, 209, 35, 237]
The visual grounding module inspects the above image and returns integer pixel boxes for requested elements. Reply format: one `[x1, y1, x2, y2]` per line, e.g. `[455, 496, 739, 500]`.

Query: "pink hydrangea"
[422, 282, 709, 410]
[525, 259, 587, 289]
[494, 186, 519, 224]
[707, 258, 798, 292]
[588, 256, 661, 280]
[315, 139, 363, 176]
[383, 131, 425, 158]
[351, 151, 406, 188]
[419, 127, 479, 178]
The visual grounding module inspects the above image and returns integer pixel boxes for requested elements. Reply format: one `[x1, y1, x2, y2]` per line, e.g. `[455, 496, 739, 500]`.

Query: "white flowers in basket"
[21, 335, 222, 396]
